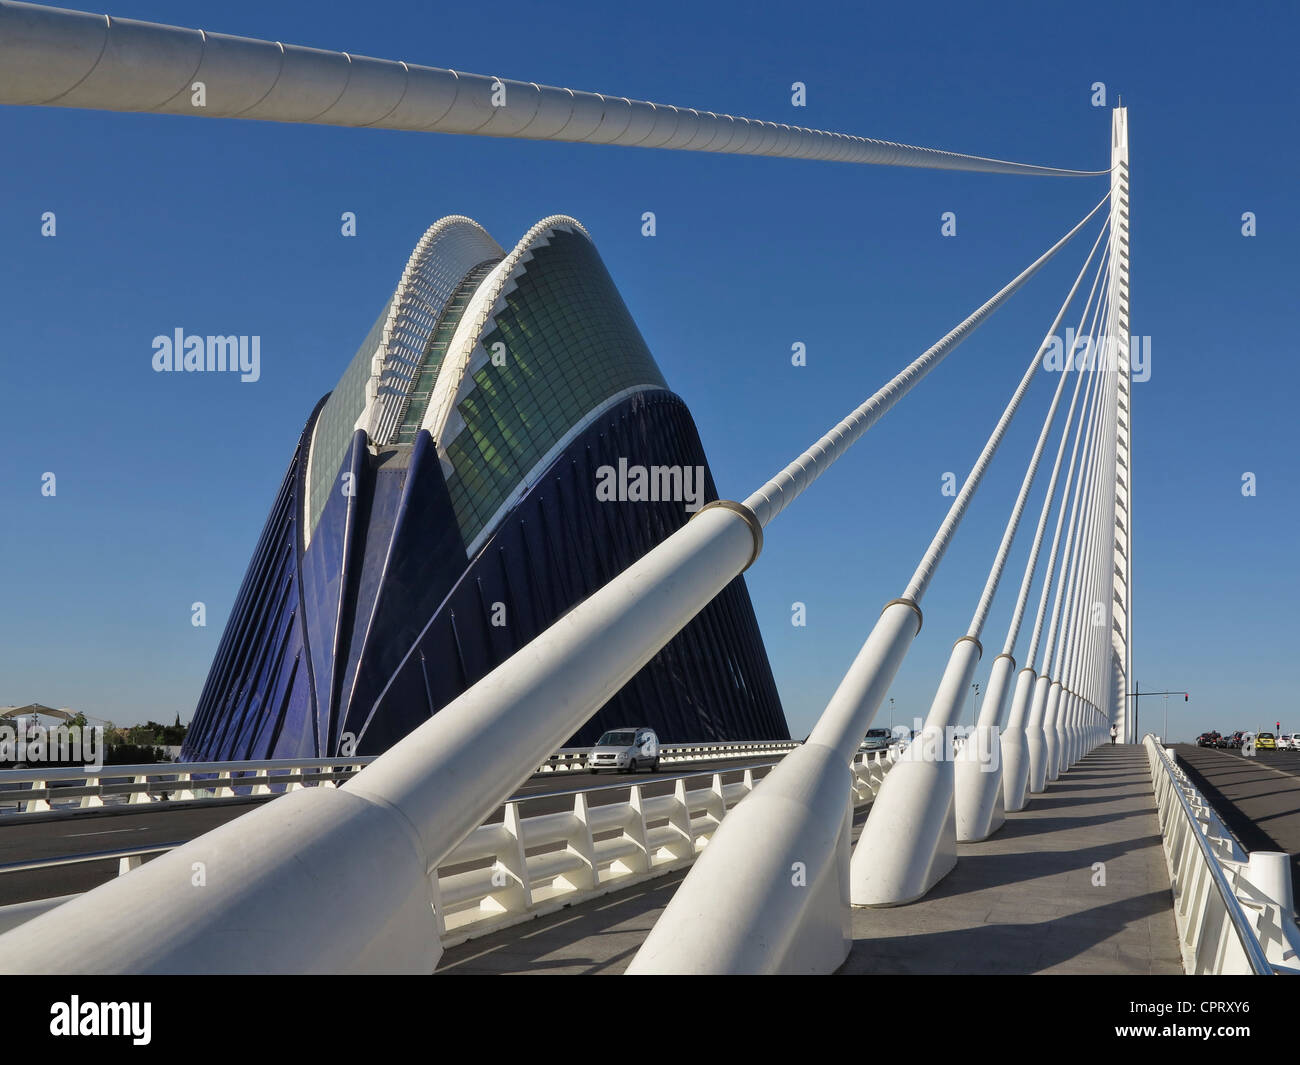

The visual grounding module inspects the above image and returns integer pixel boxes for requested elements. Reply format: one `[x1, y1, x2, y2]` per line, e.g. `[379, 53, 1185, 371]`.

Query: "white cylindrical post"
[0, 505, 759, 973]
[629, 600, 922, 973]
[850, 636, 982, 906]
[1043, 682, 1063, 782]
[1026, 675, 1053, 793]
[1001, 667, 1038, 811]
[955, 652, 1016, 840]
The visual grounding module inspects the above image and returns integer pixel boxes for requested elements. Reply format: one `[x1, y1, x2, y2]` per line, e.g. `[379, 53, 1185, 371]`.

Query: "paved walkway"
[843, 744, 1180, 973]
[437, 744, 1181, 974]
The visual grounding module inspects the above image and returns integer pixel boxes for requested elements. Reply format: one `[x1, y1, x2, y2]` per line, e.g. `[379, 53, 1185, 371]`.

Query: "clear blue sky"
[1, 0, 1295, 743]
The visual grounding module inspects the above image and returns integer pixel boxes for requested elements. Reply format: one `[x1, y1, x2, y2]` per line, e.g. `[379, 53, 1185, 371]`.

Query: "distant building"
[183, 216, 787, 761]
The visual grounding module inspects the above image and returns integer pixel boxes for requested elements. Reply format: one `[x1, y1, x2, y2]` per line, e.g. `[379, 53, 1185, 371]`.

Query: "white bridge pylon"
[0, 0, 1132, 977]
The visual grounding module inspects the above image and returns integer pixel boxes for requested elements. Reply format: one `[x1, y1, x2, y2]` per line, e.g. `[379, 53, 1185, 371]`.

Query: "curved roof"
[421, 216, 668, 548]
[304, 216, 502, 543]
[304, 213, 668, 553]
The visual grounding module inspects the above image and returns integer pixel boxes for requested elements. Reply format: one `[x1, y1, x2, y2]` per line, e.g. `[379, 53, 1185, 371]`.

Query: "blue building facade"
[183, 216, 787, 760]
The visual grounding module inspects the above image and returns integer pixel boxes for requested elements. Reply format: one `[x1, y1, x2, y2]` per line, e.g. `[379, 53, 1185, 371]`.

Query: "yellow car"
[1256, 732, 1277, 750]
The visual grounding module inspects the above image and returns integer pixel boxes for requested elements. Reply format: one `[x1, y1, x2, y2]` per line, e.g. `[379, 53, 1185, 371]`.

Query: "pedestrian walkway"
[437, 744, 1182, 974]
[843, 744, 1181, 973]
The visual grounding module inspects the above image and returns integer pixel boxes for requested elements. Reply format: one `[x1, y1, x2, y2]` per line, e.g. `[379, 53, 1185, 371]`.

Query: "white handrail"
[0, 752, 896, 950]
[1144, 736, 1297, 974]
[0, 742, 804, 815]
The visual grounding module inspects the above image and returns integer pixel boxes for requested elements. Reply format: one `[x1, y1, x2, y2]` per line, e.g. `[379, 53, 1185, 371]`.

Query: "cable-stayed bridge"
[0, 0, 1296, 977]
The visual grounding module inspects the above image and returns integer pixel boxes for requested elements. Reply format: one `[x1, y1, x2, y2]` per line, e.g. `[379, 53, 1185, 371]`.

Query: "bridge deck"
[842, 744, 1180, 973]
[436, 744, 1181, 975]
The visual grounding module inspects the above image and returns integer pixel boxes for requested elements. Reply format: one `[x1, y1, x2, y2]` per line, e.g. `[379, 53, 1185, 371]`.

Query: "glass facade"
[442, 229, 668, 545]
[307, 296, 390, 537]
[392, 259, 499, 446]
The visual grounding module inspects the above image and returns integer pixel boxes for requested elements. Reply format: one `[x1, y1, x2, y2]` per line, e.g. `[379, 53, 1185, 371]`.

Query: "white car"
[1277, 734, 1296, 751]
[586, 727, 659, 773]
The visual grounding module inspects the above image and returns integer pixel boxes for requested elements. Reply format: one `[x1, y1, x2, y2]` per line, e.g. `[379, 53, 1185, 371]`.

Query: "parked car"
[1256, 732, 1277, 751]
[586, 727, 659, 773]
[859, 728, 893, 753]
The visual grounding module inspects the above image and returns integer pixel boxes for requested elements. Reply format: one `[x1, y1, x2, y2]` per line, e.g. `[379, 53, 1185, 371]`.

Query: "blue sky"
[1, 0, 1296, 743]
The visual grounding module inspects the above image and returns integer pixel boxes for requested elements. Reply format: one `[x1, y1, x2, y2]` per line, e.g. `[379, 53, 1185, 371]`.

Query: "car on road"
[859, 728, 893, 753]
[586, 727, 659, 774]
[1277, 734, 1296, 751]
[1226, 731, 1246, 749]
[1256, 732, 1277, 751]
[1196, 732, 1221, 748]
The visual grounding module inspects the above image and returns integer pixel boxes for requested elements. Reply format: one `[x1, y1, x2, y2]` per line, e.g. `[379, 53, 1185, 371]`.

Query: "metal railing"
[0, 748, 896, 948]
[1144, 735, 1299, 974]
[0, 741, 803, 816]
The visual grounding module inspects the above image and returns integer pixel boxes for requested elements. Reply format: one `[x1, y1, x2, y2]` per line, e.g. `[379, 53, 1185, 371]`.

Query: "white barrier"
[0, 752, 894, 951]
[0, 741, 803, 816]
[1145, 736, 1299, 974]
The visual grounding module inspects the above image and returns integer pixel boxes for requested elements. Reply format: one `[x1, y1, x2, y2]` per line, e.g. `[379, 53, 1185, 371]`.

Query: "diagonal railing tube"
[0, 198, 1105, 975]
[0, 1, 1107, 178]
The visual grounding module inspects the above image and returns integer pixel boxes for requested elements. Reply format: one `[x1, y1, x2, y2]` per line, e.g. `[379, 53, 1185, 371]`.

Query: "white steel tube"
[743, 195, 1110, 527]
[0, 1, 1107, 178]
[0, 199, 1106, 974]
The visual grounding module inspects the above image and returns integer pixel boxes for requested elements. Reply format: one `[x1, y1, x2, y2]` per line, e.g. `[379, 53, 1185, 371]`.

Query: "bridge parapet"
[1144, 735, 1300, 974]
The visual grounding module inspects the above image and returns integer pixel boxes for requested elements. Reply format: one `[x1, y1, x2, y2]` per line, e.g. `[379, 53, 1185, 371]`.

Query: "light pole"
[1164, 694, 1169, 742]
[971, 683, 981, 728]
[889, 697, 895, 733]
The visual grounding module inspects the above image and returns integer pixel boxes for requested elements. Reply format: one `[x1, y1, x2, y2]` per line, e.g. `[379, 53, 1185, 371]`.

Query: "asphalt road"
[0, 755, 784, 906]
[1172, 743, 1300, 910]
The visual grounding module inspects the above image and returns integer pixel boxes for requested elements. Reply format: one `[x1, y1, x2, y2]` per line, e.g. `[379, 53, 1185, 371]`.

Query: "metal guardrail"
[1144, 735, 1299, 975]
[0, 758, 373, 815]
[0, 747, 895, 948]
[0, 741, 804, 817]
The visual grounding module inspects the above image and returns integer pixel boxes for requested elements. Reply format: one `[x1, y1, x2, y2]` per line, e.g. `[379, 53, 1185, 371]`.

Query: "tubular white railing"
[1144, 736, 1299, 975]
[0, 758, 370, 815]
[0, 750, 896, 946]
[0, 741, 803, 816]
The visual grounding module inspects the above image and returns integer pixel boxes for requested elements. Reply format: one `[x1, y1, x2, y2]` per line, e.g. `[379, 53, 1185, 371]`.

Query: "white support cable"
[1049, 307, 1114, 683]
[1038, 298, 1111, 679]
[0, 1, 1109, 178]
[1074, 321, 1115, 708]
[744, 194, 1111, 528]
[1065, 318, 1118, 750]
[1023, 338, 1104, 671]
[902, 199, 1110, 606]
[1076, 295, 1123, 712]
[997, 244, 1110, 657]
[0, 188, 1118, 975]
[967, 219, 1110, 640]
[1042, 331, 1112, 774]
